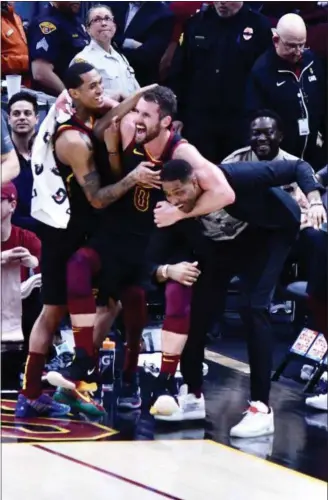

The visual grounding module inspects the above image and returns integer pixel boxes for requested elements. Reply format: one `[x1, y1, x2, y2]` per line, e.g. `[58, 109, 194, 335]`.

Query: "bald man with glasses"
[246, 13, 326, 168]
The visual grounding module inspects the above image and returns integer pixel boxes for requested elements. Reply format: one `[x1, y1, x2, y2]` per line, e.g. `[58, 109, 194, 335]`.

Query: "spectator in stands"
[7, 91, 41, 235]
[1, 182, 41, 345]
[1, 1, 30, 86]
[71, 5, 139, 98]
[223, 109, 309, 208]
[109, 1, 174, 86]
[168, 2, 272, 163]
[246, 13, 326, 168]
[1, 112, 20, 185]
[28, 1, 89, 96]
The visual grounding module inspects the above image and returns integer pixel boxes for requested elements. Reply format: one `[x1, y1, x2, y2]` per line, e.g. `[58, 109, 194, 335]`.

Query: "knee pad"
[67, 247, 100, 298]
[163, 281, 192, 334]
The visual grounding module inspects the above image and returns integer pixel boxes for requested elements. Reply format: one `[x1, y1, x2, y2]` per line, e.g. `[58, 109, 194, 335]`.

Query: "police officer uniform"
[71, 39, 140, 97]
[169, 3, 272, 162]
[28, 3, 89, 95]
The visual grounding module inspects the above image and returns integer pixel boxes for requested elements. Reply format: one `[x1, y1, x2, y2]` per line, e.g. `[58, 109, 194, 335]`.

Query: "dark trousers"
[182, 114, 244, 164]
[180, 226, 296, 405]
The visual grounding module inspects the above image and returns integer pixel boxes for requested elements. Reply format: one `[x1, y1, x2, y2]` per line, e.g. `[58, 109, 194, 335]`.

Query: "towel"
[31, 91, 73, 229]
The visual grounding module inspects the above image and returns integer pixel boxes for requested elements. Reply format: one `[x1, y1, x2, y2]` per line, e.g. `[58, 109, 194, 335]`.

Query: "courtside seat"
[272, 280, 327, 392]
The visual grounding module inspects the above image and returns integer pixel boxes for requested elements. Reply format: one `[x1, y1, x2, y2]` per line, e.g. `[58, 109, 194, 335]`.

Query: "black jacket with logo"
[246, 48, 326, 164]
[146, 159, 324, 274]
[169, 4, 272, 122]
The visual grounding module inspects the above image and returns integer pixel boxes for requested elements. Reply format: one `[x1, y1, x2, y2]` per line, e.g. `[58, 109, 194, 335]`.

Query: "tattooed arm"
[55, 130, 136, 209]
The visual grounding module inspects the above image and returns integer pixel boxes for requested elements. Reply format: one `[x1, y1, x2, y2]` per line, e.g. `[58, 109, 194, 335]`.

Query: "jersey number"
[134, 186, 150, 212]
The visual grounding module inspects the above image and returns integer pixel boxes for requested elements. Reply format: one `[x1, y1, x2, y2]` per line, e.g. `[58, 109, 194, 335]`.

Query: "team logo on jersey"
[39, 22, 57, 35]
[34, 164, 44, 176]
[243, 27, 253, 41]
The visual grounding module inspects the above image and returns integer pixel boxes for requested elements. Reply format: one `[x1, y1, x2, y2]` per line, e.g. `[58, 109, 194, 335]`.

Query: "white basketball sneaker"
[305, 392, 328, 411]
[150, 384, 206, 422]
[230, 401, 274, 438]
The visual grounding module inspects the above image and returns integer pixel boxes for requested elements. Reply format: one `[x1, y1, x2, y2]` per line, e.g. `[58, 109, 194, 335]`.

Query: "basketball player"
[16, 62, 157, 418]
[149, 158, 325, 438]
[45, 86, 236, 411]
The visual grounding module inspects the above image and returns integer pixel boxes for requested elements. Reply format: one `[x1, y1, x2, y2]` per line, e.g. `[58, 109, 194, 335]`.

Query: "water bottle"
[99, 338, 116, 391]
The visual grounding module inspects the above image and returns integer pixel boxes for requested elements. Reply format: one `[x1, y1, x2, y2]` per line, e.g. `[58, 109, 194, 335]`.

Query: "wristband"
[309, 202, 323, 207]
[161, 264, 169, 279]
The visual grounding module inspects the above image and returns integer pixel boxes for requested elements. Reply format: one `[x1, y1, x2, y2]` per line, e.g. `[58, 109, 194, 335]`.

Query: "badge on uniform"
[243, 27, 253, 41]
[298, 118, 310, 136]
[39, 21, 57, 35]
[36, 37, 49, 52]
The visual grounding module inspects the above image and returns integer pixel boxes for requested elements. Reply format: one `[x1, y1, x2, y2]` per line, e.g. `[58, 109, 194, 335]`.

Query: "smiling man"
[7, 91, 40, 233]
[17, 62, 148, 418]
[148, 156, 325, 435]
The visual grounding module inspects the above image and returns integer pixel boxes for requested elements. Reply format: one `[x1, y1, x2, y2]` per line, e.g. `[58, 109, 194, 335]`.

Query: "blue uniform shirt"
[28, 4, 89, 93]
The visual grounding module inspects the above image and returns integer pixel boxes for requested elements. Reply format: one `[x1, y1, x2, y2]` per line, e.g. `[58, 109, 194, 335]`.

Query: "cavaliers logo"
[134, 186, 150, 212]
[243, 27, 253, 41]
[1, 400, 117, 443]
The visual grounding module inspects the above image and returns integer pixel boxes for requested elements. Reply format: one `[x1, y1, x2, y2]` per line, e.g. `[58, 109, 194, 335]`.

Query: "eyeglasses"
[277, 34, 306, 51]
[88, 15, 115, 26]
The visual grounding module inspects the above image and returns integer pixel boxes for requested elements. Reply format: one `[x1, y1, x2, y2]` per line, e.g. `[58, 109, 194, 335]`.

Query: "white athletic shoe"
[305, 393, 328, 411]
[230, 401, 274, 438]
[150, 384, 206, 422]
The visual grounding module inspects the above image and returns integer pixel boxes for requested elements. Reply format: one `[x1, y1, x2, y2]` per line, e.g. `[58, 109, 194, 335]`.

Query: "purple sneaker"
[15, 393, 70, 418]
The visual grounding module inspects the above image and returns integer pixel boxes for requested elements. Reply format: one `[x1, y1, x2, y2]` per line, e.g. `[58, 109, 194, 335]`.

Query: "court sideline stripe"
[34, 444, 184, 500]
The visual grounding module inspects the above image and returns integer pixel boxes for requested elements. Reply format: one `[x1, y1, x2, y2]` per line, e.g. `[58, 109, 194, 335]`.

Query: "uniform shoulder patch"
[39, 21, 57, 35]
[74, 57, 87, 63]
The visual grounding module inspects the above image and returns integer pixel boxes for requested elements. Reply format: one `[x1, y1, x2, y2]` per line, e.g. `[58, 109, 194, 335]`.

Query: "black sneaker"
[117, 374, 142, 410]
[44, 347, 98, 392]
[43, 341, 73, 373]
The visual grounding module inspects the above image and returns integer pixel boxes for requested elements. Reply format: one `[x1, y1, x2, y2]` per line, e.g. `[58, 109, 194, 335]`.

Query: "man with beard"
[148, 157, 325, 437]
[16, 62, 155, 418]
[46, 85, 235, 410]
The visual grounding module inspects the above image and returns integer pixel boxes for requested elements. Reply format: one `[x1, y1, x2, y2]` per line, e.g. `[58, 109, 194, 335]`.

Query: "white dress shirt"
[71, 39, 140, 97]
[125, 2, 143, 31]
